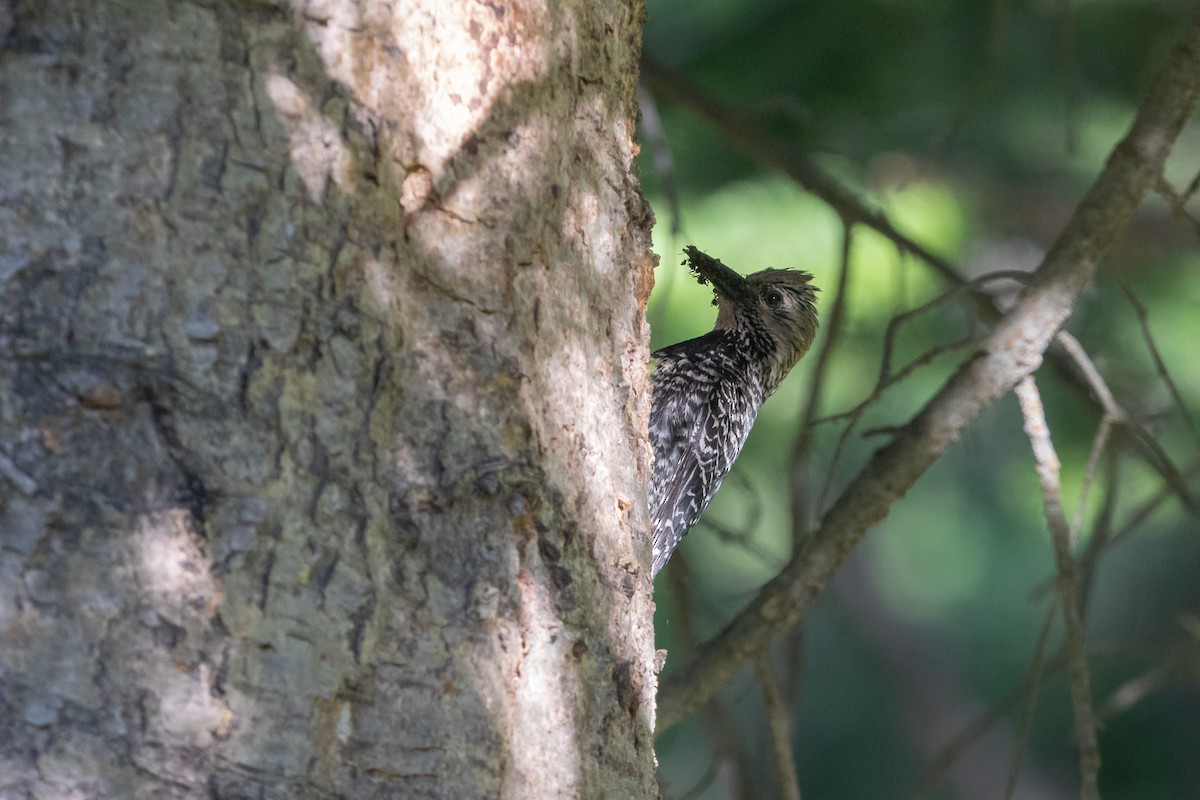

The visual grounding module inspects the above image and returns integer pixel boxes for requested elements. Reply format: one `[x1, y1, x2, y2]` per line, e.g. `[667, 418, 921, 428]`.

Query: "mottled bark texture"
[0, 1, 657, 798]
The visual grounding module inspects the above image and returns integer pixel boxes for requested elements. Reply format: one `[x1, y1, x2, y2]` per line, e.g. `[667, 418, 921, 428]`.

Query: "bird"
[649, 246, 819, 577]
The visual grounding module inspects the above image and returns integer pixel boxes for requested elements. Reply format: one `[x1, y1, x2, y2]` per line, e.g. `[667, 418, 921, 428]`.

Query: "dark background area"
[640, 2, 1200, 798]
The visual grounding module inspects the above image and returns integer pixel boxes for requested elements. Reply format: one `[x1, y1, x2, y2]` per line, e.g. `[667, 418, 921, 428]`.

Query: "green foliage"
[643, 1, 1200, 798]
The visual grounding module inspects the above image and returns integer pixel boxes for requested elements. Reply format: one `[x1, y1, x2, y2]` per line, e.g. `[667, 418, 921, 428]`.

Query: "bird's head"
[677, 245, 818, 393]
[715, 268, 819, 389]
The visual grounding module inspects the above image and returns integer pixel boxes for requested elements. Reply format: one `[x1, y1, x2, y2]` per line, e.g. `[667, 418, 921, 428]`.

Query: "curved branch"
[644, 33, 1200, 519]
[639, 62, 972, 292]
[657, 12, 1200, 732]
[1014, 376, 1100, 799]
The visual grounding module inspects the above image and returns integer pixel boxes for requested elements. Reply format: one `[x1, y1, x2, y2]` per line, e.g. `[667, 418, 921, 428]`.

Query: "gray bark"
[0, 1, 657, 798]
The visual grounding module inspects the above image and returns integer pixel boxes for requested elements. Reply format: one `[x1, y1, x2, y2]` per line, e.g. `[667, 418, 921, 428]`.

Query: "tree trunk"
[0, 1, 657, 797]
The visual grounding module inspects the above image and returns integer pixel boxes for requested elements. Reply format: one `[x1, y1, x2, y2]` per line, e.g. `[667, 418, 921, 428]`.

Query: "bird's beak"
[683, 246, 751, 304]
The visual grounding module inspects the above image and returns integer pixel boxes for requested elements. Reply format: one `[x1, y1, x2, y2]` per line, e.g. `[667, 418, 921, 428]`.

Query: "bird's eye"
[764, 289, 784, 309]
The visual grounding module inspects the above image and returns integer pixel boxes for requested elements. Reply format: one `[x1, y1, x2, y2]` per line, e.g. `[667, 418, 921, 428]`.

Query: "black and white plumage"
[649, 247, 819, 576]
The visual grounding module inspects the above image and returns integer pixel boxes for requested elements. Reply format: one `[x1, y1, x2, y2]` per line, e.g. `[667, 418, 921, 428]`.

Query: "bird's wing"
[649, 357, 754, 575]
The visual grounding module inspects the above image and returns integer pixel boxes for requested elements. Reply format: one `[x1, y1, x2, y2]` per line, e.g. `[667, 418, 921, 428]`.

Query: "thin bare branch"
[1119, 418, 1200, 516]
[790, 219, 854, 541]
[1119, 281, 1200, 449]
[663, 556, 758, 800]
[1185, 168, 1200, 201]
[656, 14, 1200, 732]
[813, 404, 863, 520]
[640, 60, 975, 295]
[1077, 448, 1121, 615]
[814, 322, 973, 513]
[1049, 455, 1200, 610]
[809, 273, 1019, 510]
[691, 471, 782, 570]
[1111, 460, 1200, 553]
[1055, 331, 1123, 541]
[907, 645, 1069, 800]
[1055, 331, 1123, 419]
[911, 444, 1113, 800]
[644, 38, 1200, 526]
[907, 541, 1126, 800]
[1153, 173, 1200, 237]
[755, 658, 802, 800]
[1054, 296, 1200, 519]
[813, 269, 1030, 430]
[879, 270, 1028, 383]
[697, 517, 786, 572]
[637, 85, 683, 236]
[1015, 376, 1100, 800]
[1072, 418, 1115, 547]
[1003, 603, 1059, 800]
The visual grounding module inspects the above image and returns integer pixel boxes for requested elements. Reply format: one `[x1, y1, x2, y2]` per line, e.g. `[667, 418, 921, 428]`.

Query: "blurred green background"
[640, 2, 1200, 799]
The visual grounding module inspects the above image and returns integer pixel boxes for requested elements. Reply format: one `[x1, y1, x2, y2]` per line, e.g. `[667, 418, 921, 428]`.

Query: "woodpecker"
[650, 247, 819, 576]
